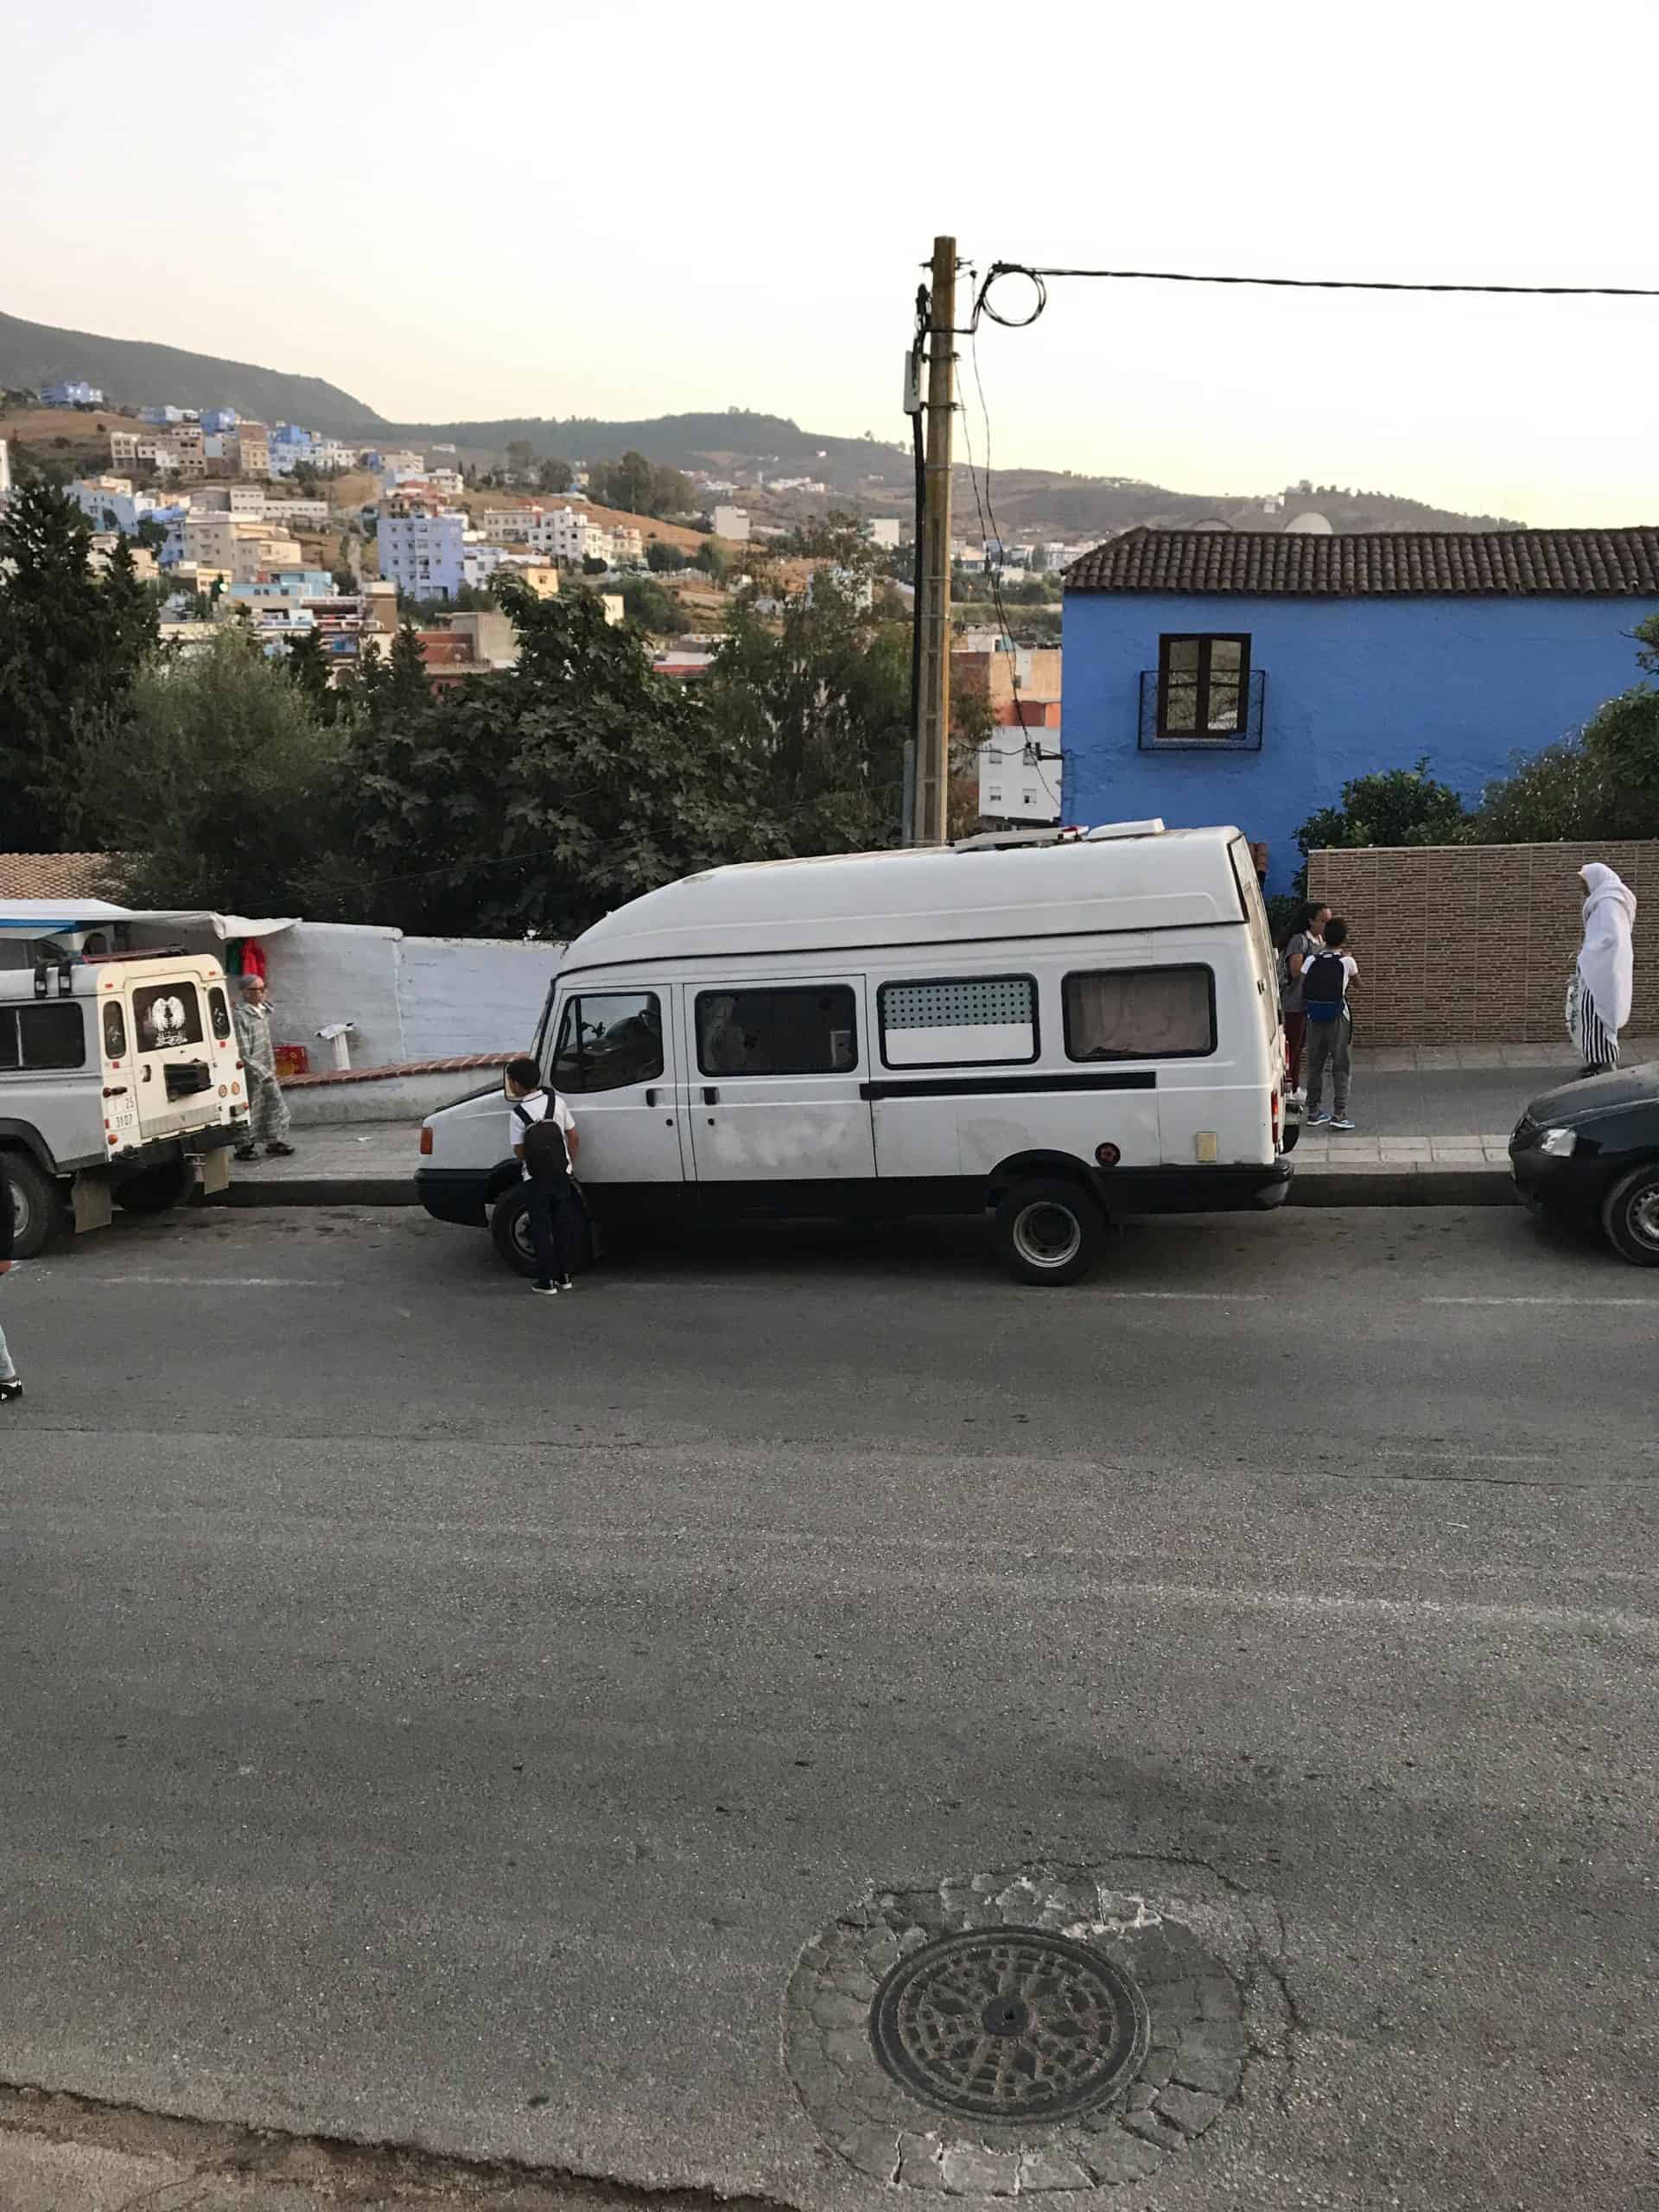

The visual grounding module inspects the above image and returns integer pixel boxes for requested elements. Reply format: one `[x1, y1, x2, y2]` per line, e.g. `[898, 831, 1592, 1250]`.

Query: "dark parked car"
[1510, 1062, 1659, 1265]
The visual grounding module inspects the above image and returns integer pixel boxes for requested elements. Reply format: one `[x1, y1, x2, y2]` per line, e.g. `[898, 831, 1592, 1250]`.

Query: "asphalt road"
[1, 1204, 1656, 2211]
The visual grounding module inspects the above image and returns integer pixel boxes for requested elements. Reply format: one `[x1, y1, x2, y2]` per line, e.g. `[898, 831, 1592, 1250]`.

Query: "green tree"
[1294, 760, 1471, 858]
[1471, 613, 1659, 842]
[588, 450, 692, 519]
[505, 439, 537, 481]
[613, 577, 680, 634]
[0, 480, 158, 848]
[704, 542, 911, 853]
[337, 583, 774, 938]
[283, 626, 336, 721]
[693, 539, 728, 582]
[88, 625, 346, 912]
[646, 539, 686, 573]
[536, 455, 574, 493]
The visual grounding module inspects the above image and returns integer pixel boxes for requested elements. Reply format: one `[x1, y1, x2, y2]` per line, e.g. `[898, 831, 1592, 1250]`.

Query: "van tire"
[114, 1160, 194, 1216]
[3, 1152, 65, 1261]
[491, 1185, 538, 1276]
[490, 1185, 597, 1278]
[995, 1177, 1104, 1287]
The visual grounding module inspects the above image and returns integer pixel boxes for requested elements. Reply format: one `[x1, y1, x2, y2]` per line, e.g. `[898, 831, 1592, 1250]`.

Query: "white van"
[416, 823, 1297, 1285]
[1, 950, 248, 1256]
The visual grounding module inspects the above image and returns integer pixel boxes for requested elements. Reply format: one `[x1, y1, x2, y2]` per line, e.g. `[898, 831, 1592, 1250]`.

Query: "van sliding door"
[678, 979, 876, 1185]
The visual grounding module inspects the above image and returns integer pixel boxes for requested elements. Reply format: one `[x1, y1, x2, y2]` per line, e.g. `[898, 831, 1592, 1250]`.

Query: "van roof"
[561, 825, 1250, 974]
[0, 952, 228, 1002]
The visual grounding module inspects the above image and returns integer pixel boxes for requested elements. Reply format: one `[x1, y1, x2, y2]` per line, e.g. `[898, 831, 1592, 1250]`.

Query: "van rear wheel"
[114, 1159, 194, 1216]
[4, 1153, 65, 1260]
[995, 1177, 1104, 1287]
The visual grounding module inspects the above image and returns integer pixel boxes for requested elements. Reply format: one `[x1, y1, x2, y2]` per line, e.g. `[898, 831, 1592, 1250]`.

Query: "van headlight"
[1539, 1127, 1578, 1158]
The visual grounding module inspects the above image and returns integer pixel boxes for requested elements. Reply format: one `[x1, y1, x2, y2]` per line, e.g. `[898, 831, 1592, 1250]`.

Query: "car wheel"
[995, 1177, 1104, 1287]
[489, 1187, 596, 1277]
[1600, 1163, 1659, 1267]
[114, 1159, 194, 1216]
[490, 1186, 538, 1276]
[3, 1153, 65, 1260]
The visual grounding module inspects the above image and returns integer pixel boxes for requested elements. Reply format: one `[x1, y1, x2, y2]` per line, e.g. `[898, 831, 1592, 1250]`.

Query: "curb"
[207, 1168, 1518, 1214]
[210, 1177, 421, 1209]
[1289, 1166, 1516, 1208]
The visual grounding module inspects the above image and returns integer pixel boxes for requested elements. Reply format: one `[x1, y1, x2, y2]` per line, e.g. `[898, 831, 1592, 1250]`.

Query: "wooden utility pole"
[913, 235, 957, 844]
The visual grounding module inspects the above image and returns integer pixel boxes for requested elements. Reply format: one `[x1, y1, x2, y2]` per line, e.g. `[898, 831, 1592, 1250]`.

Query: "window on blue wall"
[1158, 634, 1250, 738]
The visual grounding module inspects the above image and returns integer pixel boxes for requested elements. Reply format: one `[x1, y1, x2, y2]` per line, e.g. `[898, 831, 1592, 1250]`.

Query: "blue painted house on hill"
[1061, 525, 1659, 893]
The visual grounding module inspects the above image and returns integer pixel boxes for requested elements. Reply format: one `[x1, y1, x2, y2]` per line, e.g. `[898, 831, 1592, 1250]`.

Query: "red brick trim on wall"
[1306, 842, 1657, 1046]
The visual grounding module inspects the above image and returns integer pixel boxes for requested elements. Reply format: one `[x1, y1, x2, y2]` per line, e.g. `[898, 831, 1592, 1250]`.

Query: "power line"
[972, 261, 1659, 328]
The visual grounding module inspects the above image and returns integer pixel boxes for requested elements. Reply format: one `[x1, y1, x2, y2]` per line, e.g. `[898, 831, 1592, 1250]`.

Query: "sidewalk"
[213, 1042, 1658, 1211]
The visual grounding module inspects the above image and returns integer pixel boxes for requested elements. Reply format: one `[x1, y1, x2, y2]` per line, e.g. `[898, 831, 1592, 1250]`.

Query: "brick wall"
[1306, 841, 1658, 1046]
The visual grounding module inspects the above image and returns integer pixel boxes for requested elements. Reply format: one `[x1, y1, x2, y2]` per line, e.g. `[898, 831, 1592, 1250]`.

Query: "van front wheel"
[995, 1178, 1104, 1287]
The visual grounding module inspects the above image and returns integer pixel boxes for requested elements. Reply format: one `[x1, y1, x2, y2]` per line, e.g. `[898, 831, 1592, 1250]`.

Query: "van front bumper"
[416, 1166, 491, 1228]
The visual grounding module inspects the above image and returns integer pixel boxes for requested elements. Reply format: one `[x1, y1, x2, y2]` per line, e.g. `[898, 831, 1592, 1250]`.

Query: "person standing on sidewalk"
[232, 974, 296, 1161]
[0, 1153, 22, 1405]
[505, 1056, 582, 1297]
[1568, 863, 1637, 1076]
[1278, 900, 1330, 1092]
[1302, 918, 1359, 1131]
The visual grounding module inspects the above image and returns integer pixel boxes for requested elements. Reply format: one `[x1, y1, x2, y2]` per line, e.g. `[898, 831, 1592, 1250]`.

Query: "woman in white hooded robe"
[1567, 862, 1637, 1074]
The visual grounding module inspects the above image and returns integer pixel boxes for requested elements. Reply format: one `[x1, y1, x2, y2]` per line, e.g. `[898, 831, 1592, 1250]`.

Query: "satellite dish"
[1285, 511, 1334, 536]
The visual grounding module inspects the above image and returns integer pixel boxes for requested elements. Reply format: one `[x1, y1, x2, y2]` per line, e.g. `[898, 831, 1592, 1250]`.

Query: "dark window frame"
[877, 972, 1041, 1071]
[0, 1001, 90, 1072]
[550, 989, 665, 1095]
[1061, 964, 1218, 1065]
[1156, 632, 1251, 740]
[694, 984, 861, 1079]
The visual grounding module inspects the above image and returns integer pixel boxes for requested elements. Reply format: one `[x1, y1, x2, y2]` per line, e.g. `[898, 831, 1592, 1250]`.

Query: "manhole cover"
[785, 1861, 1287, 2192]
[870, 1928, 1147, 2123]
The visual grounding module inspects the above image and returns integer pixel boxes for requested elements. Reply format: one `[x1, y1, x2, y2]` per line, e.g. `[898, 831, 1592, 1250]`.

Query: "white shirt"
[510, 1088, 575, 1179]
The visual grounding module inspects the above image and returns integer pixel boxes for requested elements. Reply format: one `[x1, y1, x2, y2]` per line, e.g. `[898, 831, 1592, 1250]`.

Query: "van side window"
[696, 987, 858, 1077]
[879, 976, 1037, 1069]
[0, 1002, 88, 1071]
[208, 987, 232, 1042]
[551, 993, 664, 1093]
[103, 1001, 128, 1059]
[1064, 968, 1216, 1061]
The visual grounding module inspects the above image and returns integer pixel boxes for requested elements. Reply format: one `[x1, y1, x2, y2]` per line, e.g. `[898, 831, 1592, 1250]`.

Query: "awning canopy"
[0, 900, 300, 942]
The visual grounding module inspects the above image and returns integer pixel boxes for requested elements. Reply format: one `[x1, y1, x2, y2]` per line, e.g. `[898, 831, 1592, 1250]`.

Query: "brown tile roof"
[1064, 526, 1659, 597]
[0, 852, 118, 897]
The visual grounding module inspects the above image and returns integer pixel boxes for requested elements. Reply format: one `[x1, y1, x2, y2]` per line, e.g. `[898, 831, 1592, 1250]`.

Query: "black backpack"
[1303, 950, 1346, 1024]
[514, 1098, 569, 1179]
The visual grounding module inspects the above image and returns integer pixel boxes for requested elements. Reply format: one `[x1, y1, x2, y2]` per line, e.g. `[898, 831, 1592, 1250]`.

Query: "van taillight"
[419, 1128, 433, 1155]
[1272, 1091, 1281, 1148]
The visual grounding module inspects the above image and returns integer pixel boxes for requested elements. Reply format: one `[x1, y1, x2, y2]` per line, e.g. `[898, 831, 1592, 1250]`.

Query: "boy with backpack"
[505, 1056, 582, 1296]
[1301, 918, 1359, 1130]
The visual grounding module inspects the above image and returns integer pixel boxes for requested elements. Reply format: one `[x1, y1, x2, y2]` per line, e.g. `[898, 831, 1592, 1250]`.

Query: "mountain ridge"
[0, 308, 1524, 535]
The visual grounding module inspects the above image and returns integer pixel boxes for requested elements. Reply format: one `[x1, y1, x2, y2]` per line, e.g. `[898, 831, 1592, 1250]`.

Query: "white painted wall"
[262, 922, 561, 1070]
[397, 934, 556, 1059]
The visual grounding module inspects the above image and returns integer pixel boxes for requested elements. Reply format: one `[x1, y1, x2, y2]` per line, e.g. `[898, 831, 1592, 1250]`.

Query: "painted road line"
[1426, 1294, 1659, 1309]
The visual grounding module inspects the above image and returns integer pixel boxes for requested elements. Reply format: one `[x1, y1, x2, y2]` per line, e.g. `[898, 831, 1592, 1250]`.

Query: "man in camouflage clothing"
[232, 973, 296, 1160]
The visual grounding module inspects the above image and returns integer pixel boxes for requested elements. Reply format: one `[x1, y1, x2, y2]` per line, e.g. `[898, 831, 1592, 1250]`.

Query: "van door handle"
[645, 1087, 658, 1107]
[103, 1085, 128, 1097]
[702, 1086, 720, 1105]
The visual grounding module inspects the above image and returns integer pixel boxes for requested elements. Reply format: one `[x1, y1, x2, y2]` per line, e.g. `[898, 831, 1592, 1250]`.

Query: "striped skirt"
[1567, 972, 1620, 1073]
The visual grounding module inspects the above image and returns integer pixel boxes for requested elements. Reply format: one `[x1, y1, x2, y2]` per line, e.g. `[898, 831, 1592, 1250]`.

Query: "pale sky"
[6, 0, 1657, 524]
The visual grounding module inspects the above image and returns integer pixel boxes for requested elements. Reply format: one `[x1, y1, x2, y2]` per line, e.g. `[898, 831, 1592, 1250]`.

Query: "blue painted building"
[42, 379, 102, 407]
[1063, 527, 1659, 893]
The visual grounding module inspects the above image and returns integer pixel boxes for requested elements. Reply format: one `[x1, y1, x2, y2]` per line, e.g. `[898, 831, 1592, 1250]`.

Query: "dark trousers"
[1283, 1010, 1308, 1090]
[524, 1177, 580, 1285]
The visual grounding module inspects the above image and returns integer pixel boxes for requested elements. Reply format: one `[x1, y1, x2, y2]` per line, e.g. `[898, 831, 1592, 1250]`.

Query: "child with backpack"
[1301, 918, 1359, 1130]
[505, 1056, 582, 1296]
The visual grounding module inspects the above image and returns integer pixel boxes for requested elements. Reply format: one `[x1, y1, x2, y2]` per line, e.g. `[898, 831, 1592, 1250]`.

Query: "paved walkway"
[215, 1043, 1657, 1211]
